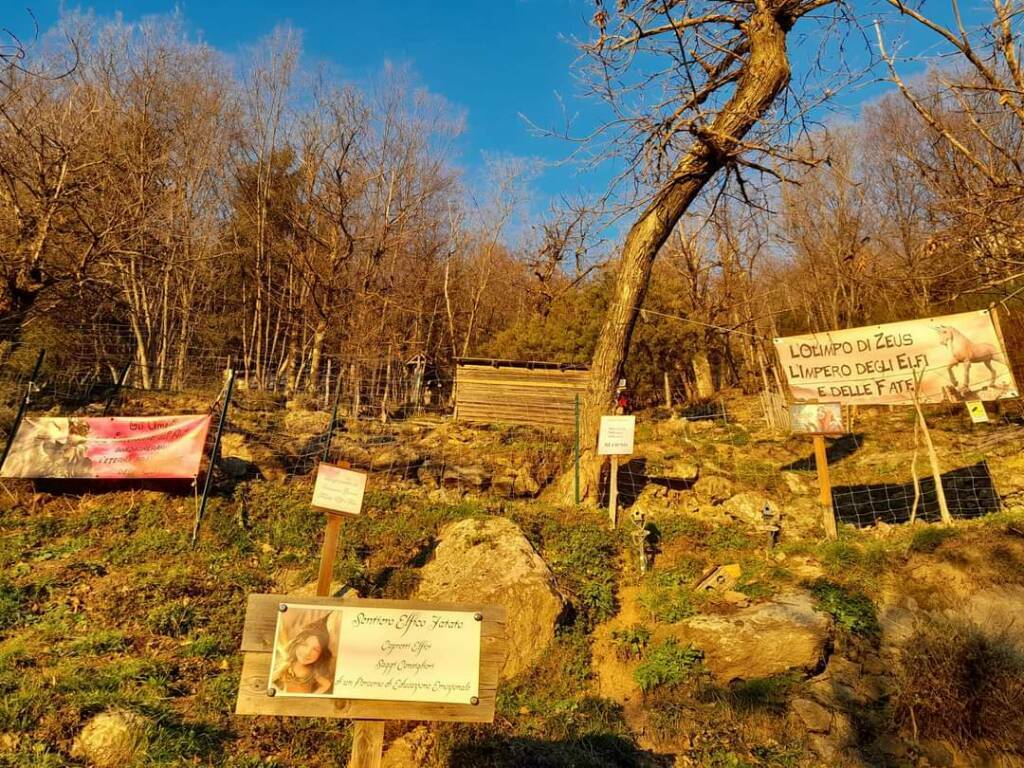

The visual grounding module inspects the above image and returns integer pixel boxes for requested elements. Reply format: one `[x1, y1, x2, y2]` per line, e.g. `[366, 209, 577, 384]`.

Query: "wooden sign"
[598, 415, 635, 456]
[966, 400, 990, 424]
[312, 463, 367, 516]
[789, 402, 844, 435]
[236, 594, 506, 723]
[269, 602, 482, 704]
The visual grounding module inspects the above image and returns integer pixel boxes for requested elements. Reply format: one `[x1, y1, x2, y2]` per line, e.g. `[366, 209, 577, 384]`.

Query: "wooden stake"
[314, 483, 385, 768]
[608, 455, 619, 529]
[316, 514, 342, 597]
[812, 435, 838, 540]
[349, 721, 385, 768]
[663, 371, 672, 409]
[912, 398, 952, 525]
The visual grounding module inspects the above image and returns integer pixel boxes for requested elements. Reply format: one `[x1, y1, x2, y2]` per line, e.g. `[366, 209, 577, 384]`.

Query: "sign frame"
[235, 594, 507, 723]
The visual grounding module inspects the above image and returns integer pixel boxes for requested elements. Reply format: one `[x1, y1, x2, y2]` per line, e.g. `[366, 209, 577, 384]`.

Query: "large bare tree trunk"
[566, 8, 794, 502]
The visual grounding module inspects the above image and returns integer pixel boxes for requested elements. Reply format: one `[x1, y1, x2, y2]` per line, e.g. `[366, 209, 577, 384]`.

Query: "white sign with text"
[312, 463, 367, 515]
[598, 415, 636, 456]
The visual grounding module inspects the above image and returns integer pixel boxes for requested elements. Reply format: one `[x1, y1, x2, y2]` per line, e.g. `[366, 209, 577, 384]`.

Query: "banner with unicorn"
[774, 310, 1018, 405]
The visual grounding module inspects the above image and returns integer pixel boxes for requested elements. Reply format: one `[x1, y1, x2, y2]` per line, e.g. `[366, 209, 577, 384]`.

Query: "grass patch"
[908, 525, 959, 553]
[634, 639, 702, 692]
[809, 578, 879, 638]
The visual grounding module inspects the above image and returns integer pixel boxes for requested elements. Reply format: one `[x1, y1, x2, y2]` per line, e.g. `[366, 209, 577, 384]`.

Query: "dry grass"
[893, 616, 1024, 753]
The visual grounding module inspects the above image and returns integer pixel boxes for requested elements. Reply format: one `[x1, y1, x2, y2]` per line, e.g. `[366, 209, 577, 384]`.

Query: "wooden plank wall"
[455, 364, 590, 428]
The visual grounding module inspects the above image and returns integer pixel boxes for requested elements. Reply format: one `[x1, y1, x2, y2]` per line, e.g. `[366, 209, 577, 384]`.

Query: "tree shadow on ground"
[447, 734, 674, 767]
[832, 460, 999, 527]
[780, 434, 864, 472]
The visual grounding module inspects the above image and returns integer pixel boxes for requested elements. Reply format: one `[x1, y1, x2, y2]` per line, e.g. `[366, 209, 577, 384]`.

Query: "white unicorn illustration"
[935, 325, 1005, 394]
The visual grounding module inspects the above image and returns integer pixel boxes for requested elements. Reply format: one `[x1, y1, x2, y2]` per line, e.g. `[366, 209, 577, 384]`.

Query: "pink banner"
[1, 415, 212, 479]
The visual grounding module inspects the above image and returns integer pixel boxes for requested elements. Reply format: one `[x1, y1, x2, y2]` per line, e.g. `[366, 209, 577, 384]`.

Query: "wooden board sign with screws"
[235, 594, 506, 723]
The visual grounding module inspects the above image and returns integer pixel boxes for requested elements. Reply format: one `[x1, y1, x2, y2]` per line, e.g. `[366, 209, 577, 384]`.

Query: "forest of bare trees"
[2, 3, 1023, 411]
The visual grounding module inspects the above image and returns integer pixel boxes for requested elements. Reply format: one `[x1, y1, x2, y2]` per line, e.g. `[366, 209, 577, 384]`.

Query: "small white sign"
[312, 463, 367, 515]
[269, 603, 482, 704]
[598, 415, 635, 456]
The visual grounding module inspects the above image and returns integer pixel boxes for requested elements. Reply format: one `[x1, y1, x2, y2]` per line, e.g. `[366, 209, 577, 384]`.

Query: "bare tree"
[564, 0, 846, 502]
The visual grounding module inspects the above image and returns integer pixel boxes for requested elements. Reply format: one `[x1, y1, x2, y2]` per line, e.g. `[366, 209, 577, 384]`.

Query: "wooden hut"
[454, 358, 590, 428]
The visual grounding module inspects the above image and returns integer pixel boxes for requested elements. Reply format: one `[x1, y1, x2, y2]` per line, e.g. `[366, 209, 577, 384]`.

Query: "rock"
[292, 578, 352, 598]
[414, 517, 564, 678]
[662, 459, 699, 483]
[416, 462, 442, 488]
[72, 710, 149, 768]
[722, 590, 749, 607]
[789, 697, 832, 733]
[491, 466, 541, 499]
[663, 591, 830, 682]
[692, 475, 734, 504]
[370, 446, 423, 473]
[441, 465, 490, 491]
[382, 725, 434, 768]
[878, 605, 918, 647]
[721, 492, 779, 526]
[962, 584, 1024, 651]
[220, 433, 257, 478]
[782, 472, 811, 495]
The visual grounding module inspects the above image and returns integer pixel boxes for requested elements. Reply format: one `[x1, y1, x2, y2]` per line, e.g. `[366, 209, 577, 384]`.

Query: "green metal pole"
[322, 368, 344, 463]
[0, 349, 45, 473]
[574, 393, 580, 506]
[103, 361, 132, 415]
[192, 369, 235, 547]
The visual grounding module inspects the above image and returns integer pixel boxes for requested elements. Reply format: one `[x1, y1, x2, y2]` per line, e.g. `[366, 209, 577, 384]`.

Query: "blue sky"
[14, 1, 992, 206]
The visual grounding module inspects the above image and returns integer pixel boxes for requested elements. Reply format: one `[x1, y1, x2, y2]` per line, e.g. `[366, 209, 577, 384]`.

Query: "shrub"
[611, 624, 651, 662]
[908, 525, 959, 553]
[809, 578, 879, 638]
[893, 617, 1024, 750]
[634, 639, 702, 692]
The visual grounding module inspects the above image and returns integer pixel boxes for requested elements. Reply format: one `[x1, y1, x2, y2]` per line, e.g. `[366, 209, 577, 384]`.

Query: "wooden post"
[663, 371, 672, 409]
[608, 455, 619, 529]
[812, 435, 838, 540]
[313, 472, 385, 768]
[316, 514, 343, 597]
[912, 400, 952, 525]
[349, 721, 385, 768]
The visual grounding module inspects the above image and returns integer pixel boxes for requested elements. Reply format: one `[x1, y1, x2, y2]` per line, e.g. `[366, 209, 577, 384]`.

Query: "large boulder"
[414, 517, 564, 678]
[661, 590, 830, 682]
[692, 475, 735, 504]
[71, 710, 149, 768]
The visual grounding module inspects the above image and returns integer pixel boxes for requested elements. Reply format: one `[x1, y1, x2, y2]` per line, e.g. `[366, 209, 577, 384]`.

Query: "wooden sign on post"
[235, 462, 507, 768]
[598, 415, 635, 529]
[789, 403, 842, 540]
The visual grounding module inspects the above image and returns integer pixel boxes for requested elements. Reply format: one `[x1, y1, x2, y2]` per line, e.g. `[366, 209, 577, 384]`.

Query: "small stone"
[722, 590, 749, 606]
[72, 710, 149, 768]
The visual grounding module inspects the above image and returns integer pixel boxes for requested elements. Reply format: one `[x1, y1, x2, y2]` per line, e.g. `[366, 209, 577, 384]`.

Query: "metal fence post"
[322, 372, 344, 463]
[192, 369, 235, 546]
[0, 349, 45, 472]
[574, 393, 581, 506]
